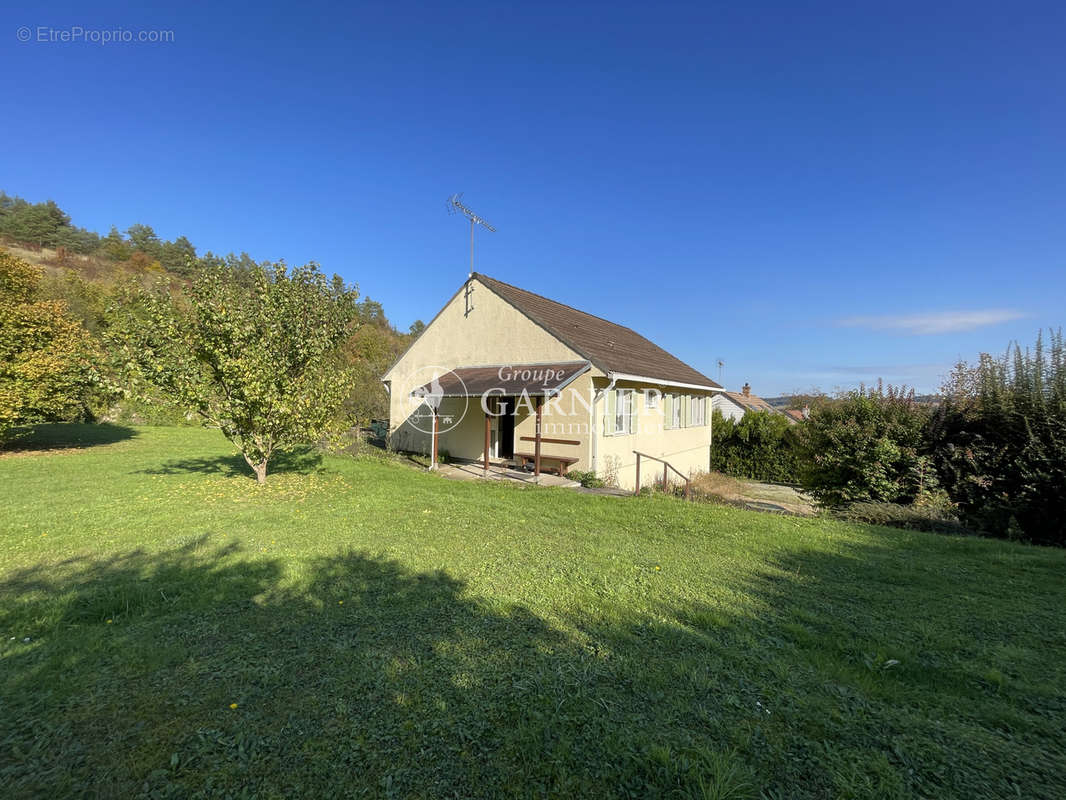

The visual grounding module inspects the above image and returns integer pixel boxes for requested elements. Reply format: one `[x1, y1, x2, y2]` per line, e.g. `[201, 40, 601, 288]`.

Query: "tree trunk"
[243, 453, 269, 484]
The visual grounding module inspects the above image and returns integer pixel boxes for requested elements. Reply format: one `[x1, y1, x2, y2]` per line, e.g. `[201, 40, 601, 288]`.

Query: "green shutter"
[605, 389, 616, 434]
[664, 393, 674, 429]
[628, 390, 638, 434]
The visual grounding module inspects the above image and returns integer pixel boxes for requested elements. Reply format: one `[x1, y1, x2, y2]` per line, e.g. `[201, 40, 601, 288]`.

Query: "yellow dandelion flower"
[338, 600, 344, 605]
[229, 702, 238, 710]
[655, 565, 661, 571]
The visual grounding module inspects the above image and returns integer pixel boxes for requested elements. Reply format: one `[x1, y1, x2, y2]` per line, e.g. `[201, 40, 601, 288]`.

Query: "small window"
[671, 394, 682, 429]
[614, 389, 627, 434]
[691, 396, 706, 427]
[608, 389, 636, 435]
[644, 389, 659, 409]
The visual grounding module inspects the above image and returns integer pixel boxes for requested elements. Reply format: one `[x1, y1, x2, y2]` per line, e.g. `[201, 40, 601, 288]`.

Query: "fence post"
[634, 453, 641, 495]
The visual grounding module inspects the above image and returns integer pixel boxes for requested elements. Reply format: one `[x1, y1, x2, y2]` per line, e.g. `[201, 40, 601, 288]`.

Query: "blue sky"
[6, 1, 1064, 395]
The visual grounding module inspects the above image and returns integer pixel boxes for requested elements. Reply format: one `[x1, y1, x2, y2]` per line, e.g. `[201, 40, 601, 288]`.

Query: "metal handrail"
[633, 451, 692, 499]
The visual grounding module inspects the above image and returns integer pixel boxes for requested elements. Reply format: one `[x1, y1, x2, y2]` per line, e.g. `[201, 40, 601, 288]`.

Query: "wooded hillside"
[0, 191, 416, 426]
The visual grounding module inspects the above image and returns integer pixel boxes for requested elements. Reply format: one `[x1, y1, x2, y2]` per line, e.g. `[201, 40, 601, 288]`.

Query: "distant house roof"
[783, 408, 807, 423]
[474, 273, 720, 389]
[715, 390, 776, 414]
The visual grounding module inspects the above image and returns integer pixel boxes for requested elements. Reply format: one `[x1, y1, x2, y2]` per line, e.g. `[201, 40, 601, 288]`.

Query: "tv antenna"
[448, 193, 496, 278]
[716, 358, 725, 384]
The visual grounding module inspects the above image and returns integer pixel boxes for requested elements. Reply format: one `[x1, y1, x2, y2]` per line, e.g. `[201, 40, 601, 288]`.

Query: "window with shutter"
[690, 396, 705, 426]
[614, 389, 626, 434]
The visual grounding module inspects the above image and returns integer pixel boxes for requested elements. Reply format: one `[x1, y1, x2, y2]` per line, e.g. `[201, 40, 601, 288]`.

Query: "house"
[711, 383, 777, 422]
[782, 407, 809, 424]
[382, 273, 721, 490]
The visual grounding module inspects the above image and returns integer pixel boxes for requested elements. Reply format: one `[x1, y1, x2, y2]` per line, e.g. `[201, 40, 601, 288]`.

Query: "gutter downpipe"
[590, 373, 618, 476]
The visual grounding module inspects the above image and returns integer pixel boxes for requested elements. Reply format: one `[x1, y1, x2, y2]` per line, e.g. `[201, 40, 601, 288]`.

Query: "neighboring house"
[711, 383, 777, 422]
[782, 408, 809, 424]
[382, 273, 721, 489]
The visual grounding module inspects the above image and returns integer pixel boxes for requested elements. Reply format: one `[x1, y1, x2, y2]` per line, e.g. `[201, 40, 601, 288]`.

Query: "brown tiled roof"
[473, 273, 720, 388]
[717, 390, 775, 413]
[411, 361, 590, 398]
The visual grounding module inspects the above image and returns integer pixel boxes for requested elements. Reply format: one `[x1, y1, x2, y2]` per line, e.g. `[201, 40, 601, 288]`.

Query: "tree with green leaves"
[159, 235, 197, 276]
[0, 199, 70, 248]
[0, 249, 98, 441]
[117, 261, 360, 483]
[794, 383, 931, 507]
[101, 226, 132, 261]
[125, 224, 162, 260]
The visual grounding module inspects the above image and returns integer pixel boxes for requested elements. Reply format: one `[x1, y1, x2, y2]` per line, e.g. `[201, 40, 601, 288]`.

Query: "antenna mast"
[448, 193, 496, 278]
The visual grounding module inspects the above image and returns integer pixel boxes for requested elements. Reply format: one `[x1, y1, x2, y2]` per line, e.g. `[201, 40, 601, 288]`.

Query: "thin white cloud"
[839, 309, 1026, 335]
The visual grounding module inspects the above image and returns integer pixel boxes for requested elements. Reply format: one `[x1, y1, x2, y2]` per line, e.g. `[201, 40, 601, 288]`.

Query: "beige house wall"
[593, 377, 714, 491]
[384, 277, 586, 458]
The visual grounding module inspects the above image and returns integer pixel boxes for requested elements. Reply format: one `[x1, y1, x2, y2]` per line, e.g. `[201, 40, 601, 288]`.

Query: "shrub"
[565, 469, 605, 488]
[929, 330, 1066, 544]
[794, 384, 931, 507]
[711, 409, 800, 483]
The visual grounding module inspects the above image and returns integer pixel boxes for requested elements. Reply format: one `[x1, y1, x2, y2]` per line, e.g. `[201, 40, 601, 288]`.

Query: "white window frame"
[644, 389, 659, 410]
[611, 388, 634, 435]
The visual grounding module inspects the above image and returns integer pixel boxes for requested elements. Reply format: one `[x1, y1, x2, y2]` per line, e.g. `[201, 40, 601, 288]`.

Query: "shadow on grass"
[1, 536, 1063, 798]
[139, 447, 324, 479]
[1, 422, 137, 453]
[0, 541, 752, 798]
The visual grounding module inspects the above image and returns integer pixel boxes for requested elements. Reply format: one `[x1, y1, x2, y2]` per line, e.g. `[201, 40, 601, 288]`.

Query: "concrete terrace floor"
[435, 460, 582, 488]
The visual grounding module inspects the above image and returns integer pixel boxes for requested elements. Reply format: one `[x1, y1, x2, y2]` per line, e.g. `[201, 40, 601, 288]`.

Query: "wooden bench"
[512, 452, 579, 477]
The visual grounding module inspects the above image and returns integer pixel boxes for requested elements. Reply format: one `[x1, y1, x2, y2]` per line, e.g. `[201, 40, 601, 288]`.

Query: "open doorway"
[497, 397, 515, 459]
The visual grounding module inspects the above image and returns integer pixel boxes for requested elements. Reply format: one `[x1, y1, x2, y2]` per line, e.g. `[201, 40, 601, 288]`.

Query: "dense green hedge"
[714, 329, 1065, 545]
[710, 409, 800, 483]
[928, 331, 1066, 545]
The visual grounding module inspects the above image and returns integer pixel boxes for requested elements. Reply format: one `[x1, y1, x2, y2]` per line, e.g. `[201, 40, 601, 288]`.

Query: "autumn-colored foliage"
[0, 250, 98, 441]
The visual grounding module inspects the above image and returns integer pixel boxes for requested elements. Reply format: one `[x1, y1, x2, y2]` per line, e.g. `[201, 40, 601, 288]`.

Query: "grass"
[1, 424, 1064, 799]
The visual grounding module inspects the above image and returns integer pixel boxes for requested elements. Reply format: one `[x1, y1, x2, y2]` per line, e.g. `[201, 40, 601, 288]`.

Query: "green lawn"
[1, 425, 1064, 799]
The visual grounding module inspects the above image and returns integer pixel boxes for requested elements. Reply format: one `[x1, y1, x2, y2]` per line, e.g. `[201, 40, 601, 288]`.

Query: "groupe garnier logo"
[405, 365, 468, 435]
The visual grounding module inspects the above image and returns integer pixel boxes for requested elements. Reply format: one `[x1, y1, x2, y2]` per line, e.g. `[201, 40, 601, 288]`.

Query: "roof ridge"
[472, 272, 641, 337]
